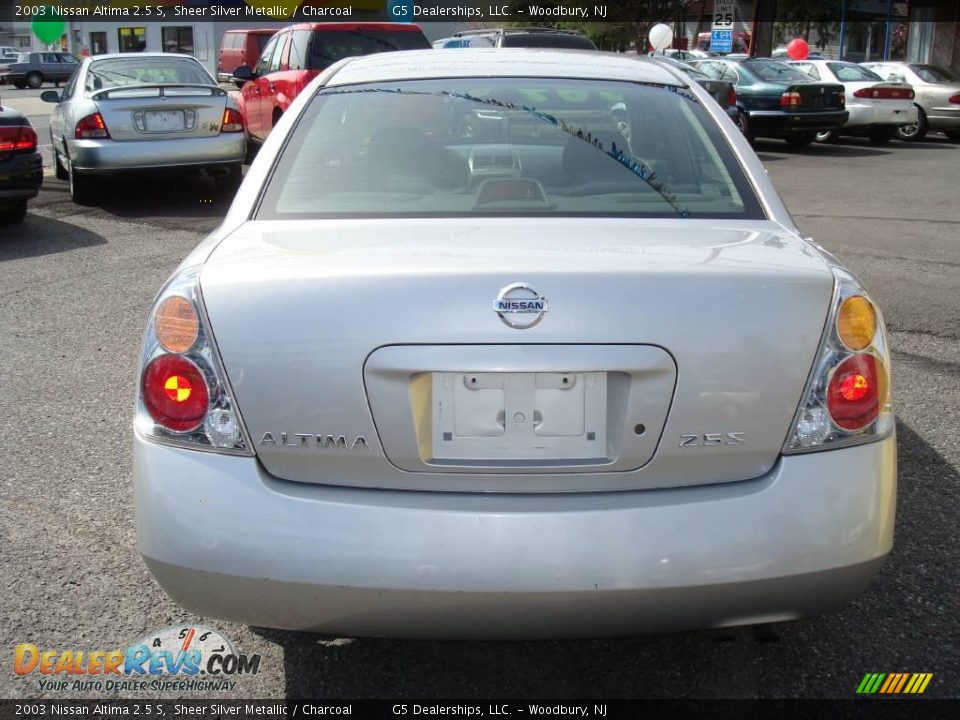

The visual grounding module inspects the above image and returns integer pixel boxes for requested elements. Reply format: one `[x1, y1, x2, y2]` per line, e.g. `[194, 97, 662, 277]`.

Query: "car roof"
[87, 52, 202, 61]
[326, 48, 686, 87]
[289, 22, 423, 31]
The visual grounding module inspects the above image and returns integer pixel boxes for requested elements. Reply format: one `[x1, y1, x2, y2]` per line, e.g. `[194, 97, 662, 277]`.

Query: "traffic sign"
[713, 0, 735, 29]
[711, 29, 734, 54]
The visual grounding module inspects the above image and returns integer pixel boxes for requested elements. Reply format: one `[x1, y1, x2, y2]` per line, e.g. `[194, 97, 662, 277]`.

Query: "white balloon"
[648, 23, 673, 51]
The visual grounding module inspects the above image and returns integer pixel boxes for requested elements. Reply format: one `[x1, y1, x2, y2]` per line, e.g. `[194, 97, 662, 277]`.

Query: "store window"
[118, 27, 147, 53]
[162, 27, 194, 54]
[89, 32, 107, 55]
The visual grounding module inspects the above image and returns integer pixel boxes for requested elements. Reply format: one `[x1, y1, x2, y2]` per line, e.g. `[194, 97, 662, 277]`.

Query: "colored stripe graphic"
[857, 672, 932, 694]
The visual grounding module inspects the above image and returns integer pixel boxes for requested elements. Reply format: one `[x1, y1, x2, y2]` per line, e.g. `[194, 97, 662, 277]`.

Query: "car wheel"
[815, 129, 839, 143]
[897, 107, 927, 141]
[69, 165, 97, 206]
[213, 165, 243, 195]
[244, 139, 260, 165]
[784, 133, 816, 149]
[26, 72, 42, 89]
[54, 149, 69, 180]
[734, 111, 754, 143]
[0, 200, 27, 224]
[944, 129, 960, 142]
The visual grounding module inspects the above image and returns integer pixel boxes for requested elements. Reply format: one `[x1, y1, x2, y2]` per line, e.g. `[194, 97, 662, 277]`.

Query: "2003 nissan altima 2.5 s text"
[134, 49, 896, 639]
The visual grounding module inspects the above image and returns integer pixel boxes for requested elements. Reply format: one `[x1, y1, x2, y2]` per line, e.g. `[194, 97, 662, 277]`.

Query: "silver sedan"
[134, 49, 896, 639]
[44, 53, 245, 205]
[861, 60, 960, 141]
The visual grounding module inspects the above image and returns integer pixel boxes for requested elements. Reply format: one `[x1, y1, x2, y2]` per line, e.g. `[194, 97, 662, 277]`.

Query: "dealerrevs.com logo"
[14, 625, 260, 693]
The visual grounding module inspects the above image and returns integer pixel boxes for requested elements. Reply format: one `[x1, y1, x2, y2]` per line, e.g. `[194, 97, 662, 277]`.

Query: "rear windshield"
[500, 34, 597, 50]
[86, 57, 212, 91]
[308, 29, 430, 69]
[827, 62, 881, 82]
[743, 59, 813, 83]
[258, 78, 763, 220]
[910, 64, 958, 83]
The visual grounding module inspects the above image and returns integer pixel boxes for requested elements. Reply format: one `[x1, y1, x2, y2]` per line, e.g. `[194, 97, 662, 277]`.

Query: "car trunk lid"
[793, 82, 845, 110]
[200, 219, 834, 493]
[91, 85, 229, 140]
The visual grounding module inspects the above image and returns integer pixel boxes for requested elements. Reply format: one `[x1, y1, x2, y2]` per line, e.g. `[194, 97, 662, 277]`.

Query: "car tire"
[784, 133, 816, 149]
[734, 111, 754, 144]
[0, 200, 27, 224]
[69, 166, 97, 206]
[214, 165, 243, 195]
[815, 129, 839, 143]
[26, 72, 42, 89]
[897, 107, 927, 141]
[244, 139, 260, 165]
[944, 129, 960, 142]
[13, 81, 25, 89]
[54, 149, 69, 181]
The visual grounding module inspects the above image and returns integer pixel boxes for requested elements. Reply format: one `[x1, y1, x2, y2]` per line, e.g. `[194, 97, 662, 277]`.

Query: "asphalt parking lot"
[1, 127, 959, 698]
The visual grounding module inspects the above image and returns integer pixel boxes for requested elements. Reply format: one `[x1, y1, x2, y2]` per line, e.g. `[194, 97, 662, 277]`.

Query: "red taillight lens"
[949, 93, 960, 104]
[221, 107, 243, 133]
[142, 355, 210, 432]
[0, 124, 38, 151]
[780, 91, 802, 108]
[854, 86, 915, 100]
[827, 354, 886, 431]
[727, 85, 737, 107]
[75, 112, 109, 139]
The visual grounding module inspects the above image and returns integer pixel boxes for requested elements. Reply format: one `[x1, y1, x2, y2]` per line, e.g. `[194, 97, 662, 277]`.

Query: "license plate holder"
[143, 110, 185, 132]
[431, 371, 607, 463]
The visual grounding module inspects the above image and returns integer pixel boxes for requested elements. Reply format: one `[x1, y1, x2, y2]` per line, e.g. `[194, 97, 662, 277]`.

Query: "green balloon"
[32, 6, 65, 46]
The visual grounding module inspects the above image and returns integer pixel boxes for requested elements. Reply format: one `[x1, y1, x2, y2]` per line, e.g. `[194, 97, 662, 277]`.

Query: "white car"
[789, 59, 917, 143]
[134, 49, 896, 639]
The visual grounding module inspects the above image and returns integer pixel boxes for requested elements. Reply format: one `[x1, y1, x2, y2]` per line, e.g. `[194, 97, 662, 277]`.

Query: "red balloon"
[787, 38, 809, 61]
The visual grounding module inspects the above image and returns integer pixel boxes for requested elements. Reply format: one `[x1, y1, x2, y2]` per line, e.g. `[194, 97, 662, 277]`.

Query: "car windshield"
[743, 59, 813, 83]
[309, 29, 430, 69]
[827, 62, 881, 82]
[86, 57, 212, 91]
[909, 64, 959, 83]
[258, 78, 763, 220]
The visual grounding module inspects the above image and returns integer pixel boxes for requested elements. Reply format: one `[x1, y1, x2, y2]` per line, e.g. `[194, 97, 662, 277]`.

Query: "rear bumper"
[844, 102, 917, 129]
[747, 109, 849, 135]
[0, 150, 43, 200]
[67, 134, 245, 173]
[925, 106, 960, 129]
[135, 432, 897, 639]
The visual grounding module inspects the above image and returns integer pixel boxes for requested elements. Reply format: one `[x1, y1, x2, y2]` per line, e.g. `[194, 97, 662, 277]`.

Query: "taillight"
[0, 124, 38, 152]
[853, 86, 915, 100]
[780, 90, 802, 108]
[784, 270, 893, 453]
[75, 112, 109, 139]
[221, 107, 243, 133]
[136, 266, 251, 453]
[142, 355, 210, 432]
[949, 93, 960, 104]
[727, 85, 737, 107]
[826, 354, 886, 431]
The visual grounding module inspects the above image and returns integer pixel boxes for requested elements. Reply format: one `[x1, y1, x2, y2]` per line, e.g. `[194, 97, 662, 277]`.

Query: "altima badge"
[494, 283, 548, 329]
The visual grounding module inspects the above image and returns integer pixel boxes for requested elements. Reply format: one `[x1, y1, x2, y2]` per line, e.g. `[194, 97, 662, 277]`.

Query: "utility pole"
[749, 0, 777, 57]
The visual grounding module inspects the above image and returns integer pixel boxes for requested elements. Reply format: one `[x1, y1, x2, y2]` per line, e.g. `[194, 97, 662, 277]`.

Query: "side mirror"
[40, 90, 61, 103]
[232, 65, 253, 81]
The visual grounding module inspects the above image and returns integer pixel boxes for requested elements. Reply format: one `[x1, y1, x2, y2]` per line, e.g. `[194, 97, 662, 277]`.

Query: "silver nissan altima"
[134, 49, 896, 639]
[45, 53, 245, 205]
